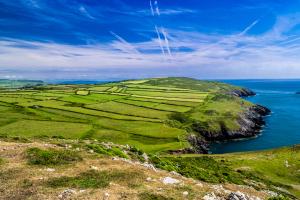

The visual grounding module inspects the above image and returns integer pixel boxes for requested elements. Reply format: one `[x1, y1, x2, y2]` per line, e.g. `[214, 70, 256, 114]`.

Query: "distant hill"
[0, 79, 43, 88]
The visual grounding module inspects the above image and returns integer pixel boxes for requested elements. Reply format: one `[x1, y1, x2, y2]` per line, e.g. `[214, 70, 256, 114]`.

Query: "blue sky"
[1, 0, 300, 80]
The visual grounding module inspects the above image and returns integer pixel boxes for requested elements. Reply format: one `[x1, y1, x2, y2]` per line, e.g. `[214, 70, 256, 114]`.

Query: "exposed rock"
[90, 165, 98, 170]
[162, 177, 180, 185]
[103, 192, 110, 200]
[142, 163, 157, 171]
[146, 177, 152, 182]
[183, 191, 189, 196]
[284, 160, 290, 167]
[227, 191, 247, 200]
[58, 189, 76, 200]
[187, 134, 209, 154]
[170, 171, 181, 176]
[45, 168, 55, 172]
[142, 152, 149, 162]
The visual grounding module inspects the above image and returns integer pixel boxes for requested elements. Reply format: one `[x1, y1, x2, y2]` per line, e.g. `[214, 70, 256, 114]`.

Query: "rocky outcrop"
[189, 87, 270, 153]
[229, 88, 256, 97]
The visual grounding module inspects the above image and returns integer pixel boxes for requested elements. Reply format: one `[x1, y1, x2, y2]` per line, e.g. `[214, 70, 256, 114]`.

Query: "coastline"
[190, 88, 271, 154]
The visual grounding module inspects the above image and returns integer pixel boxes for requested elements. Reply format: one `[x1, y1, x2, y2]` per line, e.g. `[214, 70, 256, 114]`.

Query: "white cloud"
[2, 14, 300, 78]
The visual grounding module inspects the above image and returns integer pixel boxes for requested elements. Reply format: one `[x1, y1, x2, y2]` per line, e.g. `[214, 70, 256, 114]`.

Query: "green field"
[0, 77, 251, 153]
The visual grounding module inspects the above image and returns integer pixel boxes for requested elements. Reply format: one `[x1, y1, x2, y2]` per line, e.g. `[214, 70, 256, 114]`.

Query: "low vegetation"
[26, 147, 82, 165]
[47, 169, 144, 189]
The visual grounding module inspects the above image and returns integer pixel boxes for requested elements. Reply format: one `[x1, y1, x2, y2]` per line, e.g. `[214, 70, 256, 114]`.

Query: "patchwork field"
[0, 77, 250, 153]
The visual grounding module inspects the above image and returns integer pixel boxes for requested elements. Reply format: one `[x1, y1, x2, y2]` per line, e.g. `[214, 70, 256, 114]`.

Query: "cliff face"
[201, 104, 271, 141]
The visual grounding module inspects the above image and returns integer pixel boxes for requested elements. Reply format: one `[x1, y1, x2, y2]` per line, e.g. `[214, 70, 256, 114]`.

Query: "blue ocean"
[211, 79, 300, 154]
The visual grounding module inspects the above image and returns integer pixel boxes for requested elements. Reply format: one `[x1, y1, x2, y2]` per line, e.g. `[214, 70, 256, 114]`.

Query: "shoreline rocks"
[229, 88, 256, 97]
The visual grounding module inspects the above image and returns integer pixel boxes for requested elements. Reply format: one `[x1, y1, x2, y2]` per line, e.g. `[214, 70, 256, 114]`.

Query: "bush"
[26, 148, 82, 166]
[168, 112, 190, 123]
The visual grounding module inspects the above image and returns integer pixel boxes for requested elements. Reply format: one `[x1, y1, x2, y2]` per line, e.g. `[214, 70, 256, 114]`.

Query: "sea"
[210, 79, 300, 154]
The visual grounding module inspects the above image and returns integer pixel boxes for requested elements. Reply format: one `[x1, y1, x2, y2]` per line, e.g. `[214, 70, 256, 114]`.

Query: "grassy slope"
[0, 77, 250, 153]
[0, 140, 270, 200]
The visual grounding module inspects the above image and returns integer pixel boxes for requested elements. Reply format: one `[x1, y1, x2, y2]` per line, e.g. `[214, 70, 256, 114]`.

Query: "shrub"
[87, 144, 128, 158]
[168, 112, 190, 123]
[26, 148, 82, 166]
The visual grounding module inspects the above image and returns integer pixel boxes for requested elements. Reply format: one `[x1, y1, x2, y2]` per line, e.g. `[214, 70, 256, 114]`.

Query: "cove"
[210, 79, 300, 154]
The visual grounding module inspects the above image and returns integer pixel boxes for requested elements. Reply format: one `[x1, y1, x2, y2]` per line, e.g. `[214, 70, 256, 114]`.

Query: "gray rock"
[58, 189, 76, 200]
[227, 191, 248, 200]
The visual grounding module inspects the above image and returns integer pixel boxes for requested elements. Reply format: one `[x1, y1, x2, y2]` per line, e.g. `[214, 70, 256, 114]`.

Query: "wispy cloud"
[239, 19, 260, 35]
[79, 6, 95, 20]
[155, 26, 165, 56]
[154, 1, 160, 16]
[110, 31, 141, 55]
[161, 28, 172, 56]
[149, 0, 155, 16]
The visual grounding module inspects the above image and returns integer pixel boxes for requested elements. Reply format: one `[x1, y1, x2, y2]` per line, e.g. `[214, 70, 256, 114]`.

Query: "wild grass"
[150, 155, 245, 184]
[26, 147, 82, 165]
[46, 169, 144, 189]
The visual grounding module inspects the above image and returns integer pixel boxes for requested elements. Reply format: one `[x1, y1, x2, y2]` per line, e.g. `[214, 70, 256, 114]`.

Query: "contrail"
[149, 0, 155, 16]
[154, 1, 160, 16]
[155, 25, 165, 56]
[161, 28, 172, 56]
[110, 31, 140, 54]
[240, 19, 259, 35]
[280, 36, 300, 45]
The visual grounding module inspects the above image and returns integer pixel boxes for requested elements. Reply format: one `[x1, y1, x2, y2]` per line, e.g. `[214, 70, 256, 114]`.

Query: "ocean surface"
[210, 79, 300, 154]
